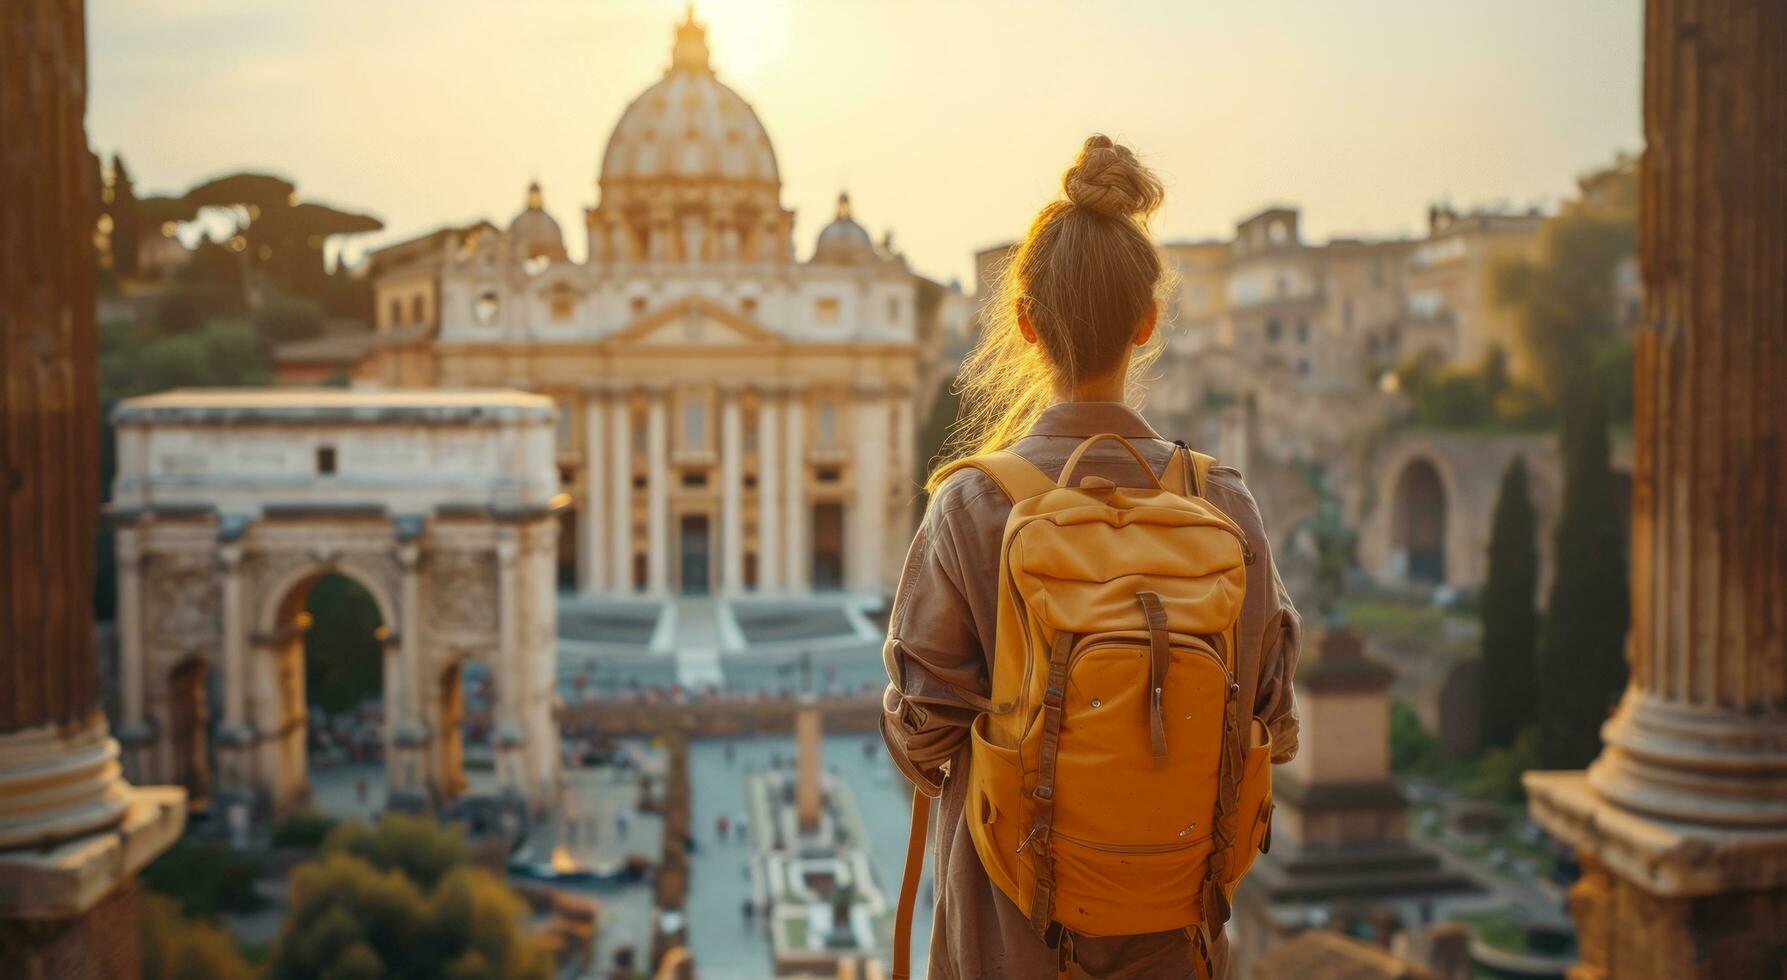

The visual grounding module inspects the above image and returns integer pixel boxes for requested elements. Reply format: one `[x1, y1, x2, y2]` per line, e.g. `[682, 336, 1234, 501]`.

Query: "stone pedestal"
[1524, 2, 1787, 977]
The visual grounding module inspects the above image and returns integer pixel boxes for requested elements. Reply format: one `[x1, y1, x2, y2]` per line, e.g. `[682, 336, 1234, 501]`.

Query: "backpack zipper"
[1050, 828, 1209, 855]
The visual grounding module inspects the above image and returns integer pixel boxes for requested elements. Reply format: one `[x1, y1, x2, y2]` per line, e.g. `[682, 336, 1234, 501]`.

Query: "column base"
[1587, 689, 1787, 828]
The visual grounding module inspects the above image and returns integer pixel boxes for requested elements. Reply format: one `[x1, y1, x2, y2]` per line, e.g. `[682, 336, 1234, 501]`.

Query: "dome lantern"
[670, 5, 711, 75]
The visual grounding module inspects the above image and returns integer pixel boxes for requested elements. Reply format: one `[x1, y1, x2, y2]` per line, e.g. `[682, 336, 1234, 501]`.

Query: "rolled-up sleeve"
[1254, 556, 1303, 764]
[880, 488, 993, 797]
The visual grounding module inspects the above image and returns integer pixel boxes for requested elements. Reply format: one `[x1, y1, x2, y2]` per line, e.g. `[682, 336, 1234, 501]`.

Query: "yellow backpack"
[892, 434, 1276, 978]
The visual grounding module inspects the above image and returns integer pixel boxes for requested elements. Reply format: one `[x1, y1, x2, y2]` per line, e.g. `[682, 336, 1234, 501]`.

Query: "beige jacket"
[880, 401, 1303, 980]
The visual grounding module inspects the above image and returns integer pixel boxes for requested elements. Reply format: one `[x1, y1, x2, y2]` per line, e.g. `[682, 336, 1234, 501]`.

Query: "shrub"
[141, 892, 257, 980]
[271, 812, 338, 849]
[140, 838, 268, 919]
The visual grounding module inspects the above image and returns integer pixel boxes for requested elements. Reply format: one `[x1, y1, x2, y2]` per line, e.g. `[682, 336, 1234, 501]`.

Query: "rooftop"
[112, 388, 557, 425]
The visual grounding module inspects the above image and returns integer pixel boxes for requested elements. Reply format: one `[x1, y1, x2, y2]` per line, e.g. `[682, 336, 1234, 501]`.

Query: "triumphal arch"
[108, 389, 562, 816]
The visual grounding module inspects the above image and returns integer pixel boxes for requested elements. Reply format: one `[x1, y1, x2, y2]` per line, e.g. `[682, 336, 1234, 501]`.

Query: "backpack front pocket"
[1030, 633, 1231, 854]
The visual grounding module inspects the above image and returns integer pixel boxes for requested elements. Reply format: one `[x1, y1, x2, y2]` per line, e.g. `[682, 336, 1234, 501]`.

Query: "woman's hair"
[928, 134, 1171, 491]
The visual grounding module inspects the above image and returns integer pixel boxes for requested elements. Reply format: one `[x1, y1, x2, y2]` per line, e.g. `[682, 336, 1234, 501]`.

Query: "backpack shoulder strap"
[930, 449, 1056, 502]
[1161, 442, 1217, 498]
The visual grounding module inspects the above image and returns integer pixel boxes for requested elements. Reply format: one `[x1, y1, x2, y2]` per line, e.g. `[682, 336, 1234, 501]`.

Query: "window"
[743, 411, 759, 452]
[815, 297, 840, 324]
[743, 474, 758, 490]
[316, 446, 337, 475]
[817, 403, 839, 448]
[683, 402, 706, 449]
[633, 474, 648, 490]
[681, 471, 707, 488]
[741, 296, 758, 315]
[473, 290, 500, 325]
[816, 466, 841, 483]
[389, 298, 404, 327]
[1296, 319, 1310, 344]
[549, 287, 575, 321]
[630, 296, 648, 315]
[1297, 358, 1312, 377]
[1265, 318, 1282, 343]
[411, 295, 425, 324]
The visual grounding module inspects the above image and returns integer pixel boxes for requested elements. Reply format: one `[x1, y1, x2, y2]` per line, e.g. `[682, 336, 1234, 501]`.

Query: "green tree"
[1479, 456, 1541, 748]
[256, 294, 327, 345]
[1534, 391, 1629, 768]
[322, 814, 471, 891]
[266, 819, 551, 980]
[109, 153, 141, 278]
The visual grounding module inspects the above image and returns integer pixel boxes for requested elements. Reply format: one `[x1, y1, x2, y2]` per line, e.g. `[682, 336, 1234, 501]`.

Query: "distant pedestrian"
[616, 811, 630, 840]
[717, 814, 731, 841]
[741, 898, 755, 922]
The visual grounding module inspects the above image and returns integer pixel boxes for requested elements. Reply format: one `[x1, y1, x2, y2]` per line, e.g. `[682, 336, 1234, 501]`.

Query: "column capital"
[217, 543, 244, 570]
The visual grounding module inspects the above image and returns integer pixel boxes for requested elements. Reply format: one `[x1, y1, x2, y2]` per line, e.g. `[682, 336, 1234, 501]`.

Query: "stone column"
[1524, 3, 1787, 977]
[492, 537, 528, 801]
[720, 388, 745, 595]
[783, 393, 809, 591]
[114, 527, 152, 782]
[389, 540, 429, 805]
[213, 542, 253, 800]
[757, 394, 782, 592]
[647, 389, 671, 594]
[849, 388, 889, 593]
[0, 3, 184, 971]
[610, 393, 634, 591]
[580, 390, 607, 595]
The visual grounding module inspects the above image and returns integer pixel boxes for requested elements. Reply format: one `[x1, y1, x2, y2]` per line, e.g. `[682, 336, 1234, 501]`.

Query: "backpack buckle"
[1017, 824, 1050, 854]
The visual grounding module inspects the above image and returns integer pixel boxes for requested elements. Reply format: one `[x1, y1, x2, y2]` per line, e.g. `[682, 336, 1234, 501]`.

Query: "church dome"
[599, 11, 779, 187]
[812, 192, 876, 264]
[508, 181, 566, 262]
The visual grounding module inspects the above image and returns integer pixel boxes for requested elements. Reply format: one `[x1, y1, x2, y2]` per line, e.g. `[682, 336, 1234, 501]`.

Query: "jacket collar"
[1025, 401, 1163, 440]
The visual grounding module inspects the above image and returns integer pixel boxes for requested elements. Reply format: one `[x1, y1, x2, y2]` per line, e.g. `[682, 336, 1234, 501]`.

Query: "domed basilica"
[358, 11, 921, 603]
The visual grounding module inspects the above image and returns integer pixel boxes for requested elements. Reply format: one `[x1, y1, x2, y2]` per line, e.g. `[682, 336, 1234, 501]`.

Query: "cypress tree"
[1480, 455, 1540, 748]
[1535, 390, 1629, 768]
[110, 152, 141, 278]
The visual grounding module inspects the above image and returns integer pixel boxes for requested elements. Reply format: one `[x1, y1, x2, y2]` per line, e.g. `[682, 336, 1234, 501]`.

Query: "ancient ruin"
[108, 389, 563, 816]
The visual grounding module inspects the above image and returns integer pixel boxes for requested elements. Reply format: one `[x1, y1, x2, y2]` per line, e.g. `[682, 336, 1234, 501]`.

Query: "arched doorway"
[1392, 458, 1448, 586]
[165, 657, 217, 809]
[263, 570, 388, 815]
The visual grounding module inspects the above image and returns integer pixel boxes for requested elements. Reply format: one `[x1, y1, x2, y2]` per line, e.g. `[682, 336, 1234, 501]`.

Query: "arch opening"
[165, 657, 218, 810]
[264, 570, 387, 815]
[1392, 458, 1448, 586]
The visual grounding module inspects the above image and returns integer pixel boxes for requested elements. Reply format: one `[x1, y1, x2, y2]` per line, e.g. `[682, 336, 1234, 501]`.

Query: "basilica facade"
[357, 12, 922, 600]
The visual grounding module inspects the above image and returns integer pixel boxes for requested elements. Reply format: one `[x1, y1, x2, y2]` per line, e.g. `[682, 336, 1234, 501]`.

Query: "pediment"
[605, 296, 783, 348]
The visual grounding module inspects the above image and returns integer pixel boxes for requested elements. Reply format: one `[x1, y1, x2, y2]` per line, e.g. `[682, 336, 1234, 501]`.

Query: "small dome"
[508, 181, 566, 262]
[812, 192, 876, 265]
[598, 10, 779, 187]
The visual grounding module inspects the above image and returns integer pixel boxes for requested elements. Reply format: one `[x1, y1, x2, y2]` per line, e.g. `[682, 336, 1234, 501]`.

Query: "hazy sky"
[88, 0, 1641, 285]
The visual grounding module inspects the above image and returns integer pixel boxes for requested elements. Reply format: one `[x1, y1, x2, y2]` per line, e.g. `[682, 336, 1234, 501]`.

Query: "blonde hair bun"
[1063, 134, 1164, 220]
